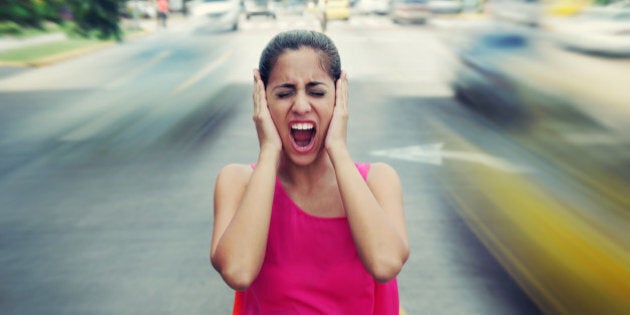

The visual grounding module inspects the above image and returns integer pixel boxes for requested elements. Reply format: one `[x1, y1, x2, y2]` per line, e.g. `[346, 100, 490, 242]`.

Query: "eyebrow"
[272, 81, 328, 91]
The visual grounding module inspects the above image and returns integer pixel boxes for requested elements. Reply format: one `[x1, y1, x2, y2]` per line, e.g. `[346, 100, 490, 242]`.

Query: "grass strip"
[0, 38, 104, 63]
[0, 26, 147, 67]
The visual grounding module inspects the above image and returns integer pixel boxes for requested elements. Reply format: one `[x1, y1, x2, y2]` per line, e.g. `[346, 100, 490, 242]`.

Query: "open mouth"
[290, 122, 316, 151]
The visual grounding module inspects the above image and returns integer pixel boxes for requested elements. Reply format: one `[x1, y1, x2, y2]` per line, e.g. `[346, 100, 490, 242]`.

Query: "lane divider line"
[171, 48, 233, 96]
[107, 50, 171, 89]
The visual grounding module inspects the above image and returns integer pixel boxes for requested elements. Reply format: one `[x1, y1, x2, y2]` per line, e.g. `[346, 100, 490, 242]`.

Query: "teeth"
[291, 123, 314, 130]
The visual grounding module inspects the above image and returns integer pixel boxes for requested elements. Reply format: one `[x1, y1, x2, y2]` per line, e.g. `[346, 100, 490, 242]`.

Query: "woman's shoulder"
[216, 163, 254, 187]
[364, 162, 400, 183]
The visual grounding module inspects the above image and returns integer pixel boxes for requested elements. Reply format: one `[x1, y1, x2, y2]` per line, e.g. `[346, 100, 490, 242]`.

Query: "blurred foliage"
[0, 0, 123, 41]
[0, 0, 68, 28]
[0, 21, 23, 35]
[67, 0, 122, 41]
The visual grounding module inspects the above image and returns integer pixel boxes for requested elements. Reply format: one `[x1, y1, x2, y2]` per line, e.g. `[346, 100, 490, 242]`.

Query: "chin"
[284, 147, 324, 167]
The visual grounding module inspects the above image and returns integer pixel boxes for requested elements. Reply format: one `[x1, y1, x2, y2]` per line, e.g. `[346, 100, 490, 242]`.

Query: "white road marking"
[107, 50, 171, 89]
[371, 143, 531, 173]
[171, 48, 233, 96]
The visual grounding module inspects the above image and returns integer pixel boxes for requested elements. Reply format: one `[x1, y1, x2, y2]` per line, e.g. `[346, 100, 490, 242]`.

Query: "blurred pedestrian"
[319, 0, 328, 32]
[210, 29, 409, 314]
[157, 0, 169, 27]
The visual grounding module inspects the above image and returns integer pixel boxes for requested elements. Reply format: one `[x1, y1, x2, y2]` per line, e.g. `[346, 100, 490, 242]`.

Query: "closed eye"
[309, 90, 326, 97]
[276, 91, 295, 98]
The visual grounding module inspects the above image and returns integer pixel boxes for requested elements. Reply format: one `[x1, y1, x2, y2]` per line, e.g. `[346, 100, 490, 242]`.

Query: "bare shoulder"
[367, 162, 400, 184]
[215, 163, 253, 188]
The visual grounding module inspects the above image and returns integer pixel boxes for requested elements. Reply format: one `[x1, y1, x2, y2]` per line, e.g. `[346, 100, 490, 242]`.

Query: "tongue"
[293, 130, 312, 147]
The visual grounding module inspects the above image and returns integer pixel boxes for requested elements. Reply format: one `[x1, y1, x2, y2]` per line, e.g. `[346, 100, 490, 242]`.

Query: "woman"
[210, 30, 409, 314]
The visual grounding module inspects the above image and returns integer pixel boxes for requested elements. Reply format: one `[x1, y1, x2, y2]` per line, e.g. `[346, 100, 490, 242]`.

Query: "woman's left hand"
[325, 71, 349, 154]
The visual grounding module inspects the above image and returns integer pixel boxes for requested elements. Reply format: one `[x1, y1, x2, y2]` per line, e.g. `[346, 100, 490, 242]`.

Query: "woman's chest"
[283, 185, 344, 218]
[255, 211, 374, 309]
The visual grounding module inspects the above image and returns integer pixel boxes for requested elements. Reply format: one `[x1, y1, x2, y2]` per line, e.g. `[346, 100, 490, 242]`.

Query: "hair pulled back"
[259, 30, 341, 86]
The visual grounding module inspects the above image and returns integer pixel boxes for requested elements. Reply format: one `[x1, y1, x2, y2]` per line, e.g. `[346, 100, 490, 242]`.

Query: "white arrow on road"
[371, 143, 530, 173]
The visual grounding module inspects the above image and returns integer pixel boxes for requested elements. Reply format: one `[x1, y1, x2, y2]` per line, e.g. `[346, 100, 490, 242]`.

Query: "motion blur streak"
[445, 8, 630, 311]
[437, 121, 630, 314]
[2, 1, 630, 313]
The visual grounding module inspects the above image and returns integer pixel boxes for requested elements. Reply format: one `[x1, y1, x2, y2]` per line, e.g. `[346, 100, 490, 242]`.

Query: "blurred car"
[244, 0, 277, 19]
[487, 0, 542, 27]
[390, 0, 432, 24]
[322, 0, 352, 20]
[549, 5, 630, 56]
[283, 0, 307, 15]
[427, 0, 463, 14]
[168, 0, 184, 12]
[355, 0, 391, 15]
[450, 29, 535, 124]
[191, 0, 241, 30]
[544, 0, 587, 16]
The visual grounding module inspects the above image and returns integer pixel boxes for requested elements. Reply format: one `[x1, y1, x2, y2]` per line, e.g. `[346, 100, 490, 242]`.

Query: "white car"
[550, 5, 630, 56]
[355, 0, 391, 15]
[390, 0, 432, 24]
[427, 0, 463, 14]
[191, 0, 240, 17]
[190, 0, 241, 30]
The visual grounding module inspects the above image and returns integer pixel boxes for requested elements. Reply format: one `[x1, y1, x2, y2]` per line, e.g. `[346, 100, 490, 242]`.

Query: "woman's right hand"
[253, 69, 282, 155]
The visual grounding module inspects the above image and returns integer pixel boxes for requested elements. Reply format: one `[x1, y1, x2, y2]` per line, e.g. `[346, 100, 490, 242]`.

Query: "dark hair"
[259, 30, 341, 86]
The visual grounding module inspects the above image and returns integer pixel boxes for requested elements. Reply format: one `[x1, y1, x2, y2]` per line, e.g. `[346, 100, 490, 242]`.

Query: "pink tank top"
[233, 163, 399, 315]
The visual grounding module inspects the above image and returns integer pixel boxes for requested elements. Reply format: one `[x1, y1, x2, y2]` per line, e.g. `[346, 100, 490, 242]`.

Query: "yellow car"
[320, 0, 351, 20]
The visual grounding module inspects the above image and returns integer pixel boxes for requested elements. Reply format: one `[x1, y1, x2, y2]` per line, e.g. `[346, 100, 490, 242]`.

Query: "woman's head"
[259, 30, 341, 87]
[258, 30, 342, 166]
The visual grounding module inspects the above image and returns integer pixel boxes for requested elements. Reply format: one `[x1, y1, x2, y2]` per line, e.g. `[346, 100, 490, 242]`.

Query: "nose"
[291, 91, 311, 115]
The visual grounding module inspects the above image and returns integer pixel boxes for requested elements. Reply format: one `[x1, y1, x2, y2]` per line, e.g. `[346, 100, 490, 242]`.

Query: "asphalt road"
[1, 12, 625, 315]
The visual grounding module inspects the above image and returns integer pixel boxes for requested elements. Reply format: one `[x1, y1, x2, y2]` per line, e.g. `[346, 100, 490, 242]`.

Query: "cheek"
[268, 109, 283, 128]
[267, 102, 289, 134]
[324, 95, 336, 117]
[316, 99, 335, 130]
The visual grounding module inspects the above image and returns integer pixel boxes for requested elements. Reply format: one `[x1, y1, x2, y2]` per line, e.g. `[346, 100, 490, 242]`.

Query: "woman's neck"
[277, 153, 335, 190]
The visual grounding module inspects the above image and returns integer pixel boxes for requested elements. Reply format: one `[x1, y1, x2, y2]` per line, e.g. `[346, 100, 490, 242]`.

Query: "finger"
[253, 69, 265, 113]
[253, 69, 259, 108]
[336, 71, 348, 110]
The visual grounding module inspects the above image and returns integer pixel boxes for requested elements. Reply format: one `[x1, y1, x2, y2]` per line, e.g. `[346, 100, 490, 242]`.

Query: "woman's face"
[266, 47, 336, 165]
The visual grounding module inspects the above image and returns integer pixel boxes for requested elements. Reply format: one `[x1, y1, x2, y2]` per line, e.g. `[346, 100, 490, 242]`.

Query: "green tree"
[0, 0, 123, 41]
[67, 0, 123, 41]
[0, 0, 70, 27]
